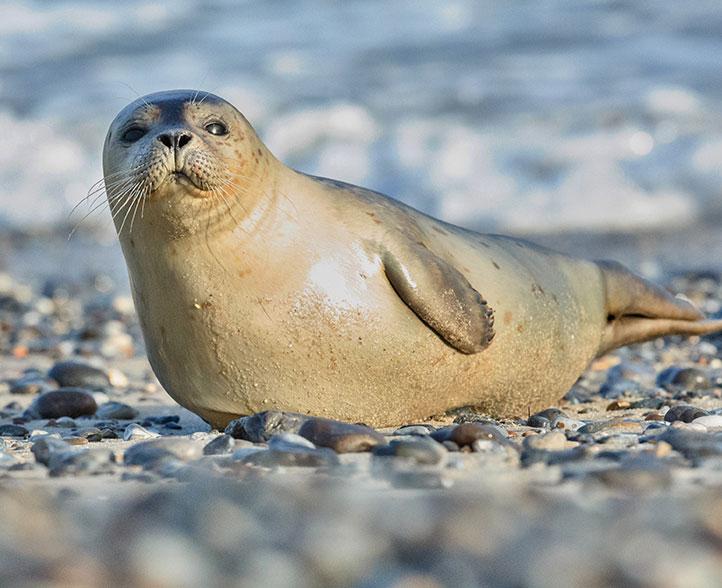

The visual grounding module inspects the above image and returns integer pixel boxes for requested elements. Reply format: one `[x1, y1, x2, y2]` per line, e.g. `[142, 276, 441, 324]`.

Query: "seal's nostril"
[157, 134, 173, 149]
[177, 134, 192, 149]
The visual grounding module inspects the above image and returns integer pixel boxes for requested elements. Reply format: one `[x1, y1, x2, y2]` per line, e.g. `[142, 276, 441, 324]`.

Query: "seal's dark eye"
[122, 127, 146, 143]
[205, 122, 227, 136]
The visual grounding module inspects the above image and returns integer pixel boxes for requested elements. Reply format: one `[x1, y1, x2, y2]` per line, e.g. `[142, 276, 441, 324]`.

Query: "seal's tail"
[596, 260, 722, 355]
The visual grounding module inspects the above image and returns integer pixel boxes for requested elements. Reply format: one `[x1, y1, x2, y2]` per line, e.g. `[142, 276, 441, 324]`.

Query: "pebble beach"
[2, 231, 722, 587]
[3, 1, 722, 585]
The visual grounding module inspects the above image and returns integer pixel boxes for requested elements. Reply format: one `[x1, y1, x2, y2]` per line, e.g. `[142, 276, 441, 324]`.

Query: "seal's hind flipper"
[383, 243, 494, 354]
[597, 260, 722, 354]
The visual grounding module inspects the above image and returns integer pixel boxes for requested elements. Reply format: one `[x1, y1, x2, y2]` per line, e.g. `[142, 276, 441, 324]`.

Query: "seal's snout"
[156, 132, 193, 151]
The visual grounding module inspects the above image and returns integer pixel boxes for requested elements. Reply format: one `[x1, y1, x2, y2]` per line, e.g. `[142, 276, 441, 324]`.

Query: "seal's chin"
[153, 171, 214, 199]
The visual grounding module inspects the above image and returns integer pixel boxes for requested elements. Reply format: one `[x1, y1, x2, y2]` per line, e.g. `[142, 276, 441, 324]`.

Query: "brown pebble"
[299, 418, 387, 453]
[65, 437, 89, 446]
[450, 423, 509, 447]
[645, 412, 664, 421]
[606, 400, 631, 411]
[32, 389, 98, 419]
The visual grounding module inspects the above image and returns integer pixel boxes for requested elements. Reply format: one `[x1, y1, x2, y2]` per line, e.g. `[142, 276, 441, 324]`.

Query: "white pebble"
[92, 391, 110, 405]
[124, 423, 160, 441]
[107, 368, 129, 388]
[691, 415, 722, 429]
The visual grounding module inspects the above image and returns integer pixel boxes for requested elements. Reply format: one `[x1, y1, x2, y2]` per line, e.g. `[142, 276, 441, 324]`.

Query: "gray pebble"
[527, 408, 568, 428]
[659, 428, 722, 460]
[31, 436, 71, 465]
[48, 448, 116, 477]
[123, 444, 179, 469]
[393, 425, 434, 436]
[373, 437, 446, 465]
[225, 410, 311, 442]
[48, 361, 110, 391]
[242, 446, 339, 468]
[657, 366, 712, 391]
[203, 434, 236, 455]
[0, 452, 21, 467]
[96, 401, 138, 420]
[77, 427, 104, 442]
[54, 416, 77, 428]
[9, 374, 55, 395]
[0, 424, 29, 437]
[269, 433, 317, 451]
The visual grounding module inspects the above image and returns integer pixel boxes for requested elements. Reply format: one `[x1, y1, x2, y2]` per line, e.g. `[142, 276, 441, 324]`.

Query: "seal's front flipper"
[383, 243, 494, 354]
[597, 260, 722, 354]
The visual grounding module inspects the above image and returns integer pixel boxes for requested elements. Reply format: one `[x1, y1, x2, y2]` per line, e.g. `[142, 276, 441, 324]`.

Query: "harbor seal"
[103, 90, 722, 427]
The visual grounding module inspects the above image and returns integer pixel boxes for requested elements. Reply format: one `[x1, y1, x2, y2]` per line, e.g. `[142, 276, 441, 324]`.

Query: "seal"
[103, 90, 722, 428]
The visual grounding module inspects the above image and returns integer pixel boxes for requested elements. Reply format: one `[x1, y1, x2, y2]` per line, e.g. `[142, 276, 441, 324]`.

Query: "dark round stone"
[32, 388, 98, 419]
[0, 424, 29, 437]
[299, 418, 387, 453]
[657, 367, 712, 391]
[527, 408, 568, 428]
[203, 434, 236, 455]
[48, 361, 111, 391]
[449, 423, 510, 448]
[664, 405, 711, 423]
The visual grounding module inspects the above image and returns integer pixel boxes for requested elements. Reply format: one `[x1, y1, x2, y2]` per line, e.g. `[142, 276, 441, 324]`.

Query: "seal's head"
[103, 90, 273, 235]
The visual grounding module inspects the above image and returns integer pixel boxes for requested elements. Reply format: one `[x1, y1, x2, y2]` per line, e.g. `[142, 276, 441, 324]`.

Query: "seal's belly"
[137, 241, 606, 427]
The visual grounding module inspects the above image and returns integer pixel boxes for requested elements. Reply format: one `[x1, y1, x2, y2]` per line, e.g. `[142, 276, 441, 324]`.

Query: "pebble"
[123, 423, 160, 441]
[527, 408, 567, 428]
[31, 388, 98, 419]
[48, 361, 111, 391]
[448, 423, 511, 448]
[269, 433, 317, 451]
[692, 415, 722, 428]
[54, 416, 77, 427]
[123, 444, 179, 469]
[9, 374, 55, 395]
[225, 410, 310, 442]
[629, 398, 667, 409]
[299, 418, 387, 453]
[0, 451, 21, 467]
[0, 424, 30, 437]
[659, 428, 722, 459]
[48, 448, 116, 477]
[95, 401, 138, 420]
[242, 446, 340, 468]
[65, 437, 89, 446]
[373, 437, 446, 465]
[664, 405, 710, 423]
[549, 417, 586, 431]
[77, 427, 104, 442]
[657, 366, 712, 391]
[393, 425, 434, 436]
[203, 434, 237, 455]
[31, 436, 71, 465]
[523, 431, 567, 451]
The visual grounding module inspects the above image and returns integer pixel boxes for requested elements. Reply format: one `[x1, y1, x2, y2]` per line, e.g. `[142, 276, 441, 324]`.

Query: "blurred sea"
[1, 0, 722, 282]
